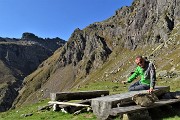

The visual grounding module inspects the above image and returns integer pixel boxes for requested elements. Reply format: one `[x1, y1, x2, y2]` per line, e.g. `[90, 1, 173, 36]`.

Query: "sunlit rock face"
[0, 33, 66, 112]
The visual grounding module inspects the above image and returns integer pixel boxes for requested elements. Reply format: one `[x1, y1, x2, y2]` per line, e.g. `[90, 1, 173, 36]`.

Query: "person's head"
[135, 56, 145, 68]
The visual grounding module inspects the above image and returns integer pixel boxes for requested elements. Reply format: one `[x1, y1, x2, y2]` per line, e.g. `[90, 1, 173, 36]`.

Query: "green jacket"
[127, 61, 156, 88]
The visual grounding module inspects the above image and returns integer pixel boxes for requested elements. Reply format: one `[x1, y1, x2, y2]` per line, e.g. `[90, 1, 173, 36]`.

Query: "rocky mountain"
[14, 0, 179, 108]
[0, 33, 66, 112]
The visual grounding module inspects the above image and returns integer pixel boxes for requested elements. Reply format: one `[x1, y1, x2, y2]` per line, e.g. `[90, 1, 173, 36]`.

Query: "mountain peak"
[21, 32, 39, 40]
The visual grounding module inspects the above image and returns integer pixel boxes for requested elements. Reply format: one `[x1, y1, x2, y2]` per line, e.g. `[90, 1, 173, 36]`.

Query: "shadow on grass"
[149, 102, 180, 120]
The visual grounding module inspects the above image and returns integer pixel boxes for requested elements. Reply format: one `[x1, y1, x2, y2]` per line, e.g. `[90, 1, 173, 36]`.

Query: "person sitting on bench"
[122, 56, 156, 93]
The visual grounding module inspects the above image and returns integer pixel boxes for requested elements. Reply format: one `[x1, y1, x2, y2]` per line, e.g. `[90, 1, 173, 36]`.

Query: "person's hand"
[121, 80, 127, 84]
[147, 88, 154, 94]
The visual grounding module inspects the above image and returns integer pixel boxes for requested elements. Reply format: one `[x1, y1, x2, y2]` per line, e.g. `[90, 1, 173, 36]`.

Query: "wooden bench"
[91, 86, 170, 120]
[109, 99, 180, 116]
[50, 90, 109, 101]
[49, 90, 109, 112]
[48, 101, 90, 107]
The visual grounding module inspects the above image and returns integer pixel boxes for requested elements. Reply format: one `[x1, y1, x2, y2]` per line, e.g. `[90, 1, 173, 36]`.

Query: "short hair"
[135, 55, 143, 60]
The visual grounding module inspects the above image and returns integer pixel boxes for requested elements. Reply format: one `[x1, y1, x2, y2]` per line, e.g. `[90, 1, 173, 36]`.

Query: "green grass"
[163, 116, 180, 120]
[0, 99, 96, 120]
[75, 80, 129, 94]
[0, 77, 180, 120]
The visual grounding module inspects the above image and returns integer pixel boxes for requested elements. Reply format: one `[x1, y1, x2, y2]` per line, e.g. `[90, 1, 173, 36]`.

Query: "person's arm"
[150, 63, 156, 89]
[148, 63, 156, 93]
[122, 67, 139, 84]
[127, 67, 139, 83]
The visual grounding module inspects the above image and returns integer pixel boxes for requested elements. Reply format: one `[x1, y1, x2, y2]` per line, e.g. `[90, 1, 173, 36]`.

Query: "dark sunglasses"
[137, 60, 143, 65]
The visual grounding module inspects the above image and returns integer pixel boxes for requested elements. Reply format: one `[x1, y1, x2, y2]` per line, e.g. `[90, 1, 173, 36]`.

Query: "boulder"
[132, 93, 159, 107]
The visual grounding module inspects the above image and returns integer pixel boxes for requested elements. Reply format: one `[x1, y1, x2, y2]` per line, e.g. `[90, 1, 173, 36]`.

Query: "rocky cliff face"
[0, 33, 66, 111]
[14, 0, 180, 108]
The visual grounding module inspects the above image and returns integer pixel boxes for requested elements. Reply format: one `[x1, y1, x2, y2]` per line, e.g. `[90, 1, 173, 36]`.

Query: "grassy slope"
[0, 99, 96, 120]
[1, 18, 180, 120]
[0, 79, 179, 120]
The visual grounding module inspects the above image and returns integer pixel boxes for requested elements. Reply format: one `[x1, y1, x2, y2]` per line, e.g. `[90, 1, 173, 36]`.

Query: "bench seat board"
[48, 101, 90, 107]
[110, 99, 180, 116]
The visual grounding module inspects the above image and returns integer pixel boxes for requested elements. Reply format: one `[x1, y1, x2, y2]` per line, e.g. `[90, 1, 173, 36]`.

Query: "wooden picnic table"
[91, 86, 170, 120]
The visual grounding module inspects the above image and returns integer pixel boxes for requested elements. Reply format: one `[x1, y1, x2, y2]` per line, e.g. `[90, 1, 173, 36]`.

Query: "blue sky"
[0, 0, 133, 40]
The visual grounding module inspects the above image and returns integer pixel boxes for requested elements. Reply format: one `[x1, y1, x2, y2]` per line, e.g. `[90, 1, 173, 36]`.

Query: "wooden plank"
[58, 99, 91, 113]
[91, 86, 170, 120]
[50, 90, 109, 101]
[58, 99, 91, 108]
[48, 101, 90, 107]
[110, 99, 180, 116]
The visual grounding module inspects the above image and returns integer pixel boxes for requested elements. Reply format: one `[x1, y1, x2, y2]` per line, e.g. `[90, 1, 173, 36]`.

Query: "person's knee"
[128, 87, 135, 91]
[143, 85, 150, 90]
[128, 85, 148, 91]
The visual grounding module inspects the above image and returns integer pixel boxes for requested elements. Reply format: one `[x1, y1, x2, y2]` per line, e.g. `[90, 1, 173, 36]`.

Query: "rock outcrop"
[0, 33, 66, 111]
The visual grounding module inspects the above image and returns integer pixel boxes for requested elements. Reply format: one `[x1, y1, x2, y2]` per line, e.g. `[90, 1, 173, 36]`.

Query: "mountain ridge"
[0, 32, 66, 111]
[13, 0, 180, 109]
